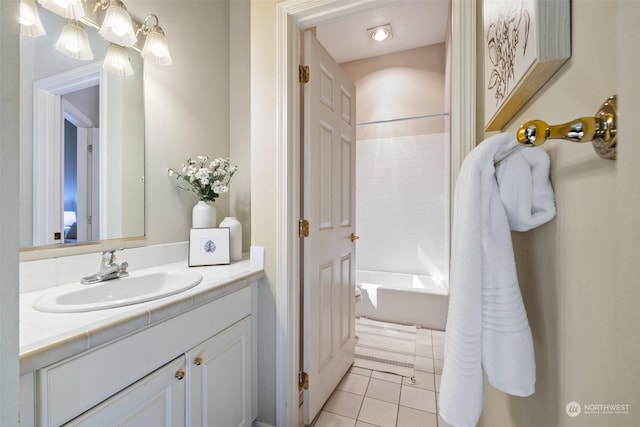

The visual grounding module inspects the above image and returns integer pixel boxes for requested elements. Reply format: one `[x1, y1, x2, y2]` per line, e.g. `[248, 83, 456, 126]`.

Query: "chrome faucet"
[81, 249, 129, 285]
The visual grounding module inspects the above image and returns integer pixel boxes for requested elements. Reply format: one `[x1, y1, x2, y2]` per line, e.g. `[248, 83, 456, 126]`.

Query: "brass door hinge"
[298, 371, 309, 390]
[299, 219, 309, 238]
[299, 65, 310, 84]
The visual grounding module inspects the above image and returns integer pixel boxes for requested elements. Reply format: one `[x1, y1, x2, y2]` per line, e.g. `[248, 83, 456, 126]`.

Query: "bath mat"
[354, 317, 417, 377]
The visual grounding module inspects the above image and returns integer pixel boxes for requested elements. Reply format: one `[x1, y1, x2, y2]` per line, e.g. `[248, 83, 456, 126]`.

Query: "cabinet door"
[187, 316, 252, 427]
[65, 357, 187, 427]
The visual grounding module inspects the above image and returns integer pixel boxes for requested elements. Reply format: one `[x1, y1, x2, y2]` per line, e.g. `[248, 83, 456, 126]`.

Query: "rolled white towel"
[439, 133, 555, 427]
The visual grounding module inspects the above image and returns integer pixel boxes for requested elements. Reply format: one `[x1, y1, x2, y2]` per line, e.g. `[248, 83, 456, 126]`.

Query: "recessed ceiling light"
[367, 24, 393, 42]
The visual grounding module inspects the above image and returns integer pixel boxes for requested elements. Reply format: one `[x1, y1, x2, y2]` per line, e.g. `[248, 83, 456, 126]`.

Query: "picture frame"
[483, 0, 571, 131]
[189, 228, 230, 267]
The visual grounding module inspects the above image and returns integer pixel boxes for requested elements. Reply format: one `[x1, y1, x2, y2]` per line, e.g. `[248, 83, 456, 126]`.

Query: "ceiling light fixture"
[55, 19, 94, 60]
[367, 23, 393, 42]
[38, 0, 85, 19]
[97, 0, 137, 47]
[20, 0, 46, 37]
[21, 0, 173, 74]
[103, 43, 134, 76]
[138, 14, 173, 66]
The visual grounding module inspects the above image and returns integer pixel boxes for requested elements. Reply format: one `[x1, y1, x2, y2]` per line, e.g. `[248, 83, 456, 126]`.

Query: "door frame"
[274, 0, 477, 425]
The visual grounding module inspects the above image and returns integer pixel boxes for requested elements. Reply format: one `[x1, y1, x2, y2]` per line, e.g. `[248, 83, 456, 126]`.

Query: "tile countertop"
[19, 258, 263, 375]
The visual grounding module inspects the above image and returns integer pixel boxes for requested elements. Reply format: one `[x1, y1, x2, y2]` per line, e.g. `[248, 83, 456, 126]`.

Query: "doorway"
[274, 1, 477, 425]
[61, 90, 100, 244]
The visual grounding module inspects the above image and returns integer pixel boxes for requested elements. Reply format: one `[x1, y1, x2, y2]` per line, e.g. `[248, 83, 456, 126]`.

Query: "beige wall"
[478, 1, 640, 426]
[230, 0, 252, 252]
[250, 0, 279, 424]
[341, 44, 446, 139]
[128, 0, 232, 246]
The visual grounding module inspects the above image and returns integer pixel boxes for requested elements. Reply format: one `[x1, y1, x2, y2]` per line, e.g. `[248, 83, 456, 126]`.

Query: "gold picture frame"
[483, 0, 571, 131]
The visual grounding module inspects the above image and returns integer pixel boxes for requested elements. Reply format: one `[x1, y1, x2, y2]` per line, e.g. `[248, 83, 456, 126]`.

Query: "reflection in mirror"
[20, 3, 145, 249]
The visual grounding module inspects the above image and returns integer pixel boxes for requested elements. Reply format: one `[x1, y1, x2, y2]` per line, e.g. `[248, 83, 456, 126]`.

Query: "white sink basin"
[33, 270, 203, 313]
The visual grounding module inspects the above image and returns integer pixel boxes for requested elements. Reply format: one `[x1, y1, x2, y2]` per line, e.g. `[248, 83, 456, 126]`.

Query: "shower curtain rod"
[356, 112, 449, 126]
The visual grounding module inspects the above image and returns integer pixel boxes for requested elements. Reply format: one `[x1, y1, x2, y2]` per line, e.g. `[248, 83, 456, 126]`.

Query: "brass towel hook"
[516, 95, 617, 160]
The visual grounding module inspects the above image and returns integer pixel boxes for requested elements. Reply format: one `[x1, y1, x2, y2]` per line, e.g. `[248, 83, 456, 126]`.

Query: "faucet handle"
[102, 248, 124, 264]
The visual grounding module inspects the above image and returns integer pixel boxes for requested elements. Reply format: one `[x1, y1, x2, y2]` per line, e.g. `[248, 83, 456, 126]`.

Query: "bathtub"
[356, 270, 449, 330]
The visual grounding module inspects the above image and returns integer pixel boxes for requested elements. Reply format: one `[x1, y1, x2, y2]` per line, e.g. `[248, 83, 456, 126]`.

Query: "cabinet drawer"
[38, 286, 251, 426]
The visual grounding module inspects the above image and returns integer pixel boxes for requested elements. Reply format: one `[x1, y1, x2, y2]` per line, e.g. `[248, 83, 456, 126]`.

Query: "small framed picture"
[189, 228, 230, 267]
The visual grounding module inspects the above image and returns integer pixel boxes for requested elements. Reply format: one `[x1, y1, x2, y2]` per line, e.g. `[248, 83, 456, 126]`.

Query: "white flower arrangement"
[168, 155, 238, 202]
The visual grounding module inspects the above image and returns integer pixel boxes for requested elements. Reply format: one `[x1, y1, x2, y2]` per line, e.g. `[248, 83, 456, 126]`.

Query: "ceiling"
[315, 0, 450, 64]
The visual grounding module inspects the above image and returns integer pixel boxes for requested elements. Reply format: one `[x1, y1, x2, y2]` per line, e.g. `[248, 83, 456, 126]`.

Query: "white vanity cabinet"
[25, 283, 256, 427]
[68, 317, 252, 426]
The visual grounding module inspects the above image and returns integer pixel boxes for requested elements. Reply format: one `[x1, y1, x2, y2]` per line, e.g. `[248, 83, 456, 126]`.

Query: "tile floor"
[313, 326, 447, 427]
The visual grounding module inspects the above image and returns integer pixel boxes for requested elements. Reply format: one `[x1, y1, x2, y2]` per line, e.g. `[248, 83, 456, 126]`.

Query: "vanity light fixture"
[103, 43, 133, 76]
[38, 0, 85, 19]
[96, 0, 137, 47]
[55, 19, 94, 60]
[137, 14, 173, 66]
[20, 0, 46, 37]
[367, 23, 393, 42]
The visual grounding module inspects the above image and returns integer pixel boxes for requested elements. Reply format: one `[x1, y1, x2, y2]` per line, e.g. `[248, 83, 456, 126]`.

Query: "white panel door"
[302, 30, 357, 424]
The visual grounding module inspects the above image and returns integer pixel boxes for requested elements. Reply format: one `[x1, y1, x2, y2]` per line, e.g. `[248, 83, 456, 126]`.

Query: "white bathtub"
[356, 270, 449, 330]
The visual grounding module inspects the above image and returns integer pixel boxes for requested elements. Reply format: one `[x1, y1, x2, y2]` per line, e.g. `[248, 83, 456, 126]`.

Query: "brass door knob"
[194, 357, 203, 366]
[175, 370, 185, 380]
[350, 233, 360, 242]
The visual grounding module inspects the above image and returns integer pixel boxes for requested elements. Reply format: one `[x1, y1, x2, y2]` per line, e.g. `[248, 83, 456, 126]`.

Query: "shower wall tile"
[356, 134, 448, 278]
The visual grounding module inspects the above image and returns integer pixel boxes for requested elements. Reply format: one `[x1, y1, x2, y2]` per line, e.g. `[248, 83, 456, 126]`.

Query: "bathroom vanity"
[19, 258, 262, 426]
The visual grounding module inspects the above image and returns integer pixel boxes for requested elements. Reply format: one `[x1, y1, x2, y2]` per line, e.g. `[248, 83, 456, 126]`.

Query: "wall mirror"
[20, 3, 145, 250]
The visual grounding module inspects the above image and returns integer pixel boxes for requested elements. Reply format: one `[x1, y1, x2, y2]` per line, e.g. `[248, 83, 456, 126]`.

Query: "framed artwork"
[189, 228, 230, 266]
[483, 0, 571, 131]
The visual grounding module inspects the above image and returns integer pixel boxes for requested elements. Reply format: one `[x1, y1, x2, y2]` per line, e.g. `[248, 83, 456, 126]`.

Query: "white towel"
[439, 133, 555, 427]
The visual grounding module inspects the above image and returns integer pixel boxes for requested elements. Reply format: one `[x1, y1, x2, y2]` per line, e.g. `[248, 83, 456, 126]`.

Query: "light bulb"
[372, 29, 389, 41]
[367, 24, 393, 43]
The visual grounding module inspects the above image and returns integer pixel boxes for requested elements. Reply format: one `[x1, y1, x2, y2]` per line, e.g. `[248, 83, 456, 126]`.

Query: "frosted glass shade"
[141, 29, 173, 66]
[38, 0, 85, 19]
[20, 0, 46, 38]
[103, 44, 134, 76]
[55, 19, 93, 60]
[98, 1, 137, 47]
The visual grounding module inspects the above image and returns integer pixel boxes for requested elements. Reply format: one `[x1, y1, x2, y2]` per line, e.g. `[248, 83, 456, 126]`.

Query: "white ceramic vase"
[192, 201, 217, 228]
[219, 216, 242, 261]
